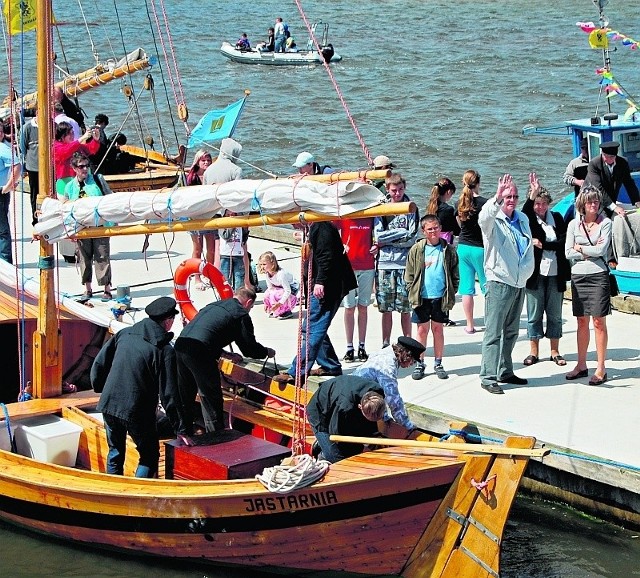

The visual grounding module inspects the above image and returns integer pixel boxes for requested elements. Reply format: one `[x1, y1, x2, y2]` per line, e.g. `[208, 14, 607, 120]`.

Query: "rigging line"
[75, 0, 99, 65]
[157, 0, 187, 108]
[200, 142, 278, 178]
[292, 1, 373, 166]
[110, 0, 141, 98]
[143, 0, 184, 152]
[3, 5, 27, 400]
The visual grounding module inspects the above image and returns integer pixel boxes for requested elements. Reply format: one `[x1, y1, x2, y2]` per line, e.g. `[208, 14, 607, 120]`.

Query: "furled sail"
[34, 179, 385, 242]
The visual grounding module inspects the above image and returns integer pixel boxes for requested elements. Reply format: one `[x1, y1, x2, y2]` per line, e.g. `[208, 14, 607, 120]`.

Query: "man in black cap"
[175, 287, 275, 433]
[586, 141, 640, 218]
[91, 296, 193, 478]
[307, 375, 386, 463]
[352, 336, 425, 434]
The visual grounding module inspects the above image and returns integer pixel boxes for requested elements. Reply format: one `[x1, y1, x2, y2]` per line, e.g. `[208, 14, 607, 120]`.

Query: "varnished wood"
[72, 202, 418, 239]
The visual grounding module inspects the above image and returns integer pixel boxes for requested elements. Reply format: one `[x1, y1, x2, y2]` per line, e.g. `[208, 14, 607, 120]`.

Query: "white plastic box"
[13, 415, 83, 467]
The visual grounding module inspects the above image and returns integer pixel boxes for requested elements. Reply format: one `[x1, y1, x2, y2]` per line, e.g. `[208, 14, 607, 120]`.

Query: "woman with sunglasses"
[60, 151, 113, 303]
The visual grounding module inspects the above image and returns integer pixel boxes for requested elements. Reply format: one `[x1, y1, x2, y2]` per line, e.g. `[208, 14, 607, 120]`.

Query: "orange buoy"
[173, 258, 233, 321]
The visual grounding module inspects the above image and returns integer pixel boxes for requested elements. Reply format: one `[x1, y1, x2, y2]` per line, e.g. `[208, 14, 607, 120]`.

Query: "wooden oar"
[309, 435, 549, 458]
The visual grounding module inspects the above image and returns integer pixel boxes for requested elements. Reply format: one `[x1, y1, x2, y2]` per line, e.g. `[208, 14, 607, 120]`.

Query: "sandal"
[588, 373, 608, 386]
[523, 355, 539, 366]
[565, 368, 588, 380]
[101, 291, 113, 302]
[78, 290, 92, 303]
[550, 354, 567, 366]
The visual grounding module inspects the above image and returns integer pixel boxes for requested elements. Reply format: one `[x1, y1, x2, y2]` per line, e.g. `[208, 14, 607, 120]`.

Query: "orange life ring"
[173, 258, 233, 321]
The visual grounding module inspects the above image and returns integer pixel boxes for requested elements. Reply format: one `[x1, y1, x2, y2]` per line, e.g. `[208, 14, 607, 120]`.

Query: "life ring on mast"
[174, 258, 233, 321]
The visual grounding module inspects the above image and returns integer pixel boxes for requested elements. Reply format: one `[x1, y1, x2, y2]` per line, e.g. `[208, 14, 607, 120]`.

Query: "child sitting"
[235, 33, 251, 50]
[258, 251, 298, 319]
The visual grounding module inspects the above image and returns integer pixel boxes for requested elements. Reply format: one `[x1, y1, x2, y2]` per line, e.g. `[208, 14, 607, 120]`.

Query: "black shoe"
[309, 367, 342, 377]
[499, 374, 528, 385]
[311, 440, 321, 458]
[481, 382, 505, 394]
[342, 349, 355, 362]
[357, 346, 368, 362]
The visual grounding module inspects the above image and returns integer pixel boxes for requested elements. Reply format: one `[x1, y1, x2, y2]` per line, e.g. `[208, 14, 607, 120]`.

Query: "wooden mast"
[33, 0, 62, 398]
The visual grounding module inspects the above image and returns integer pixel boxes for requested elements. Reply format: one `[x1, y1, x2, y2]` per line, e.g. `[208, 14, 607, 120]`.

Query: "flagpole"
[229, 90, 250, 137]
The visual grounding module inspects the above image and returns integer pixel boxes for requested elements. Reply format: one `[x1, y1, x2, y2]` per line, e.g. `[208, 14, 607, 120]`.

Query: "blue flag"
[187, 97, 246, 149]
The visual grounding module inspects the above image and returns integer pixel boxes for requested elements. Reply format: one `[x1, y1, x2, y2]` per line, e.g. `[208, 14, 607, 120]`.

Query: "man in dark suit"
[586, 141, 640, 218]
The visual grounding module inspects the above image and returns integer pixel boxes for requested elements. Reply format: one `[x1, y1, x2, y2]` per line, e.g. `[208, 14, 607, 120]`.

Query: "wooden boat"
[0, 370, 540, 577]
[220, 22, 342, 66]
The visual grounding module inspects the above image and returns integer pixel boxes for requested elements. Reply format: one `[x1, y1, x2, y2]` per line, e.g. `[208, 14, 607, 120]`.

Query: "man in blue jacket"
[478, 174, 534, 394]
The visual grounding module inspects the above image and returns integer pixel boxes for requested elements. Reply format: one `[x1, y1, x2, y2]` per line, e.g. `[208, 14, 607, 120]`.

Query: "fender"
[173, 258, 233, 321]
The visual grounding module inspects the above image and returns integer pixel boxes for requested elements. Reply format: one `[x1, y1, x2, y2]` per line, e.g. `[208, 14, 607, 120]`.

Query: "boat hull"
[219, 42, 342, 66]
[0, 447, 459, 575]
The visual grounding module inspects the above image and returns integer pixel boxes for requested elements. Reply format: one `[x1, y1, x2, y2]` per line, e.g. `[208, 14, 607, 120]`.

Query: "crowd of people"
[238, 17, 298, 54]
[2, 88, 635, 470]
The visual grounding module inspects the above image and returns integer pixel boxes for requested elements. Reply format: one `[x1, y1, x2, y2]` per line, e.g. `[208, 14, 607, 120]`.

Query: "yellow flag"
[589, 29, 609, 49]
[2, 0, 37, 35]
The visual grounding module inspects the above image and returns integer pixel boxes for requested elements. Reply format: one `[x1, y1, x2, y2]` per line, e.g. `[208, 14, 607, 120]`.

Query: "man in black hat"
[586, 141, 640, 217]
[175, 287, 275, 433]
[352, 336, 425, 433]
[307, 375, 386, 463]
[91, 296, 193, 478]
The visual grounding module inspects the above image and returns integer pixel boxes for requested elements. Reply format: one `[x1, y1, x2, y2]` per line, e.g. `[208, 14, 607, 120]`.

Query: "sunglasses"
[76, 164, 90, 169]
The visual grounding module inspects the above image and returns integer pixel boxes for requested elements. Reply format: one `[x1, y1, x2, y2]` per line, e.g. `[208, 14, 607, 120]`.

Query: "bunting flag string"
[577, 22, 640, 51]
[575, 22, 640, 120]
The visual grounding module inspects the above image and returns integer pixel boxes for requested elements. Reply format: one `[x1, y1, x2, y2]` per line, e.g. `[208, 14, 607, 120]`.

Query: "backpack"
[283, 23, 290, 38]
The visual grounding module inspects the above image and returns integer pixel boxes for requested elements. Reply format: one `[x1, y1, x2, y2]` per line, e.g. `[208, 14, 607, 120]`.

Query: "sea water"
[2, 0, 640, 574]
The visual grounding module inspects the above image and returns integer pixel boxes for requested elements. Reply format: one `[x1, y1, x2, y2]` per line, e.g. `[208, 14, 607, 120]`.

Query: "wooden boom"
[324, 434, 550, 457]
[71, 201, 417, 239]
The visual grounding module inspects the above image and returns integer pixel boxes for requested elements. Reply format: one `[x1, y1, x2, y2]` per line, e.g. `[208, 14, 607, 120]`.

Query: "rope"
[0, 403, 16, 453]
[292, 2, 372, 166]
[76, 0, 100, 65]
[255, 454, 330, 493]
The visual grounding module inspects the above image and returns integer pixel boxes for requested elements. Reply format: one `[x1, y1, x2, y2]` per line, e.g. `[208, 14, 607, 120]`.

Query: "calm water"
[3, 0, 640, 575]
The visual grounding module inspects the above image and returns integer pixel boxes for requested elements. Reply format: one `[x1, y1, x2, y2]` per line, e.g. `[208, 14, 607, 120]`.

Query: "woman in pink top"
[53, 121, 100, 194]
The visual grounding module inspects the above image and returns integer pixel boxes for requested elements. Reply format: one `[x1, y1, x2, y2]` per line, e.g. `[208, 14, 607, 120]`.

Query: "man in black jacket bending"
[175, 287, 275, 433]
[91, 296, 192, 478]
[307, 375, 386, 463]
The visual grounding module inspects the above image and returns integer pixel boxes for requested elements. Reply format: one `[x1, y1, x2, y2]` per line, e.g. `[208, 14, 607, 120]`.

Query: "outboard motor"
[320, 44, 334, 63]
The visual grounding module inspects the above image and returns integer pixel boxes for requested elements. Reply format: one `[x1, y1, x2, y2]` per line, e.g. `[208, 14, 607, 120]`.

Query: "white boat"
[220, 22, 342, 66]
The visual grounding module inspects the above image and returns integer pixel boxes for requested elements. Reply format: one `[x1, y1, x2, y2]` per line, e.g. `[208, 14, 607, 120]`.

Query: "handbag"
[608, 270, 620, 297]
[581, 220, 618, 297]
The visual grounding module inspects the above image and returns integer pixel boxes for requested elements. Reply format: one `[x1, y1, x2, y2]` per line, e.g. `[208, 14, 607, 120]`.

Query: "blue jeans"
[220, 255, 245, 290]
[313, 430, 346, 463]
[288, 294, 341, 377]
[0, 193, 12, 264]
[525, 276, 564, 340]
[275, 34, 286, 53]
[103, 413, 159, 478]
[480, 281, 525, 385]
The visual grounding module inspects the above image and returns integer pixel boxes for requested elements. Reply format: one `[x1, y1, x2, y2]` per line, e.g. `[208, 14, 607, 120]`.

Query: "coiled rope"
[256, 454, 330, 493]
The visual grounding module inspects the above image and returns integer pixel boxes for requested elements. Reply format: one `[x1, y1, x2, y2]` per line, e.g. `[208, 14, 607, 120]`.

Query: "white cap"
[373, 155, 395, 169]
[293, 151, 315, 168]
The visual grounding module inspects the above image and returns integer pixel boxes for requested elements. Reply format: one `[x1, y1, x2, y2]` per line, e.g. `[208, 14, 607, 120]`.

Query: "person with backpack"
[292, 151, 333, 175]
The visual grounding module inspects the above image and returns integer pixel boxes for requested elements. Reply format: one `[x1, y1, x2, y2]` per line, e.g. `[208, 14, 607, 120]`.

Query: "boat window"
[619, 132, 640, 171]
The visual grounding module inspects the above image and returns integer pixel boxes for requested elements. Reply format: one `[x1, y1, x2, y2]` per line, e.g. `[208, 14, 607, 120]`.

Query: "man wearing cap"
[175, 287, 275, 433]
[586, 141, 640, 218]
[91, 296, 193, 478]
[370, 155, 395, 192]
[292, 151, 333, 175]
[307, 375, 386, 463]
[563, 139, 590, 197]
[352, 336, 425, 433]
